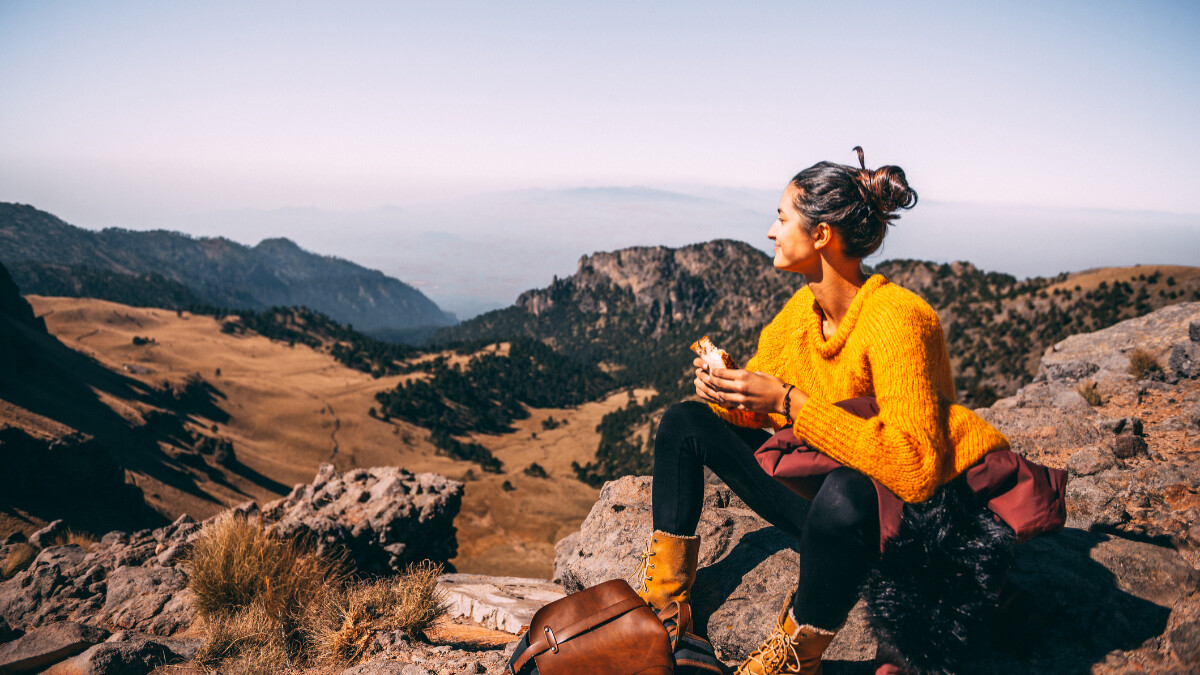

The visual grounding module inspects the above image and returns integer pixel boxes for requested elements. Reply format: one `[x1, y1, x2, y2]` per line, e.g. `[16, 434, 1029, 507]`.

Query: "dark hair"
[791, 146, 918, 259]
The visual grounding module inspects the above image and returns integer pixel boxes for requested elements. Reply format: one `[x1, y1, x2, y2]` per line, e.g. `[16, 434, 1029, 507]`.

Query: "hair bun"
[851, 146, 918, 226]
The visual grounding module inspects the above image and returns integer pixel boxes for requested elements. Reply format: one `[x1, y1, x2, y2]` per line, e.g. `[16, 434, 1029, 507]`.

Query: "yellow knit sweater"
[711, 274, 1009, 503]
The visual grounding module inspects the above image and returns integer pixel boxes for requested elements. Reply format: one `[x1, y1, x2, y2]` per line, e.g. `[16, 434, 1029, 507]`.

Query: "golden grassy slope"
[16, 296, 644, 577]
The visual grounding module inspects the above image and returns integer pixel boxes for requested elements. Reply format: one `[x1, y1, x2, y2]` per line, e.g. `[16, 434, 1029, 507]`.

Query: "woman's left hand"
[701, 367, 788, 415]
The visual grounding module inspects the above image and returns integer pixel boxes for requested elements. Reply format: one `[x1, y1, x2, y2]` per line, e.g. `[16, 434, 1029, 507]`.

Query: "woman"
[633, 148, 1011, 675]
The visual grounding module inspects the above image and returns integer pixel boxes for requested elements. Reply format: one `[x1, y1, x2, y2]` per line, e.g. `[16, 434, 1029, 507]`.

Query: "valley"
[10, 296, 649, 577]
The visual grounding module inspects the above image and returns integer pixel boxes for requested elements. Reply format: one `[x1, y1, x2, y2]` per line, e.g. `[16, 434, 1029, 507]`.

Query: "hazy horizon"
[13, 188, 1199, 320]
[2, 1, 1198, 318]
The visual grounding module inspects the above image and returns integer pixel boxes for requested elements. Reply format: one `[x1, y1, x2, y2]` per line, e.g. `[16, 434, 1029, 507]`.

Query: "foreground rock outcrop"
[258, 463, 463, 574]
[0, 464, 464, 674]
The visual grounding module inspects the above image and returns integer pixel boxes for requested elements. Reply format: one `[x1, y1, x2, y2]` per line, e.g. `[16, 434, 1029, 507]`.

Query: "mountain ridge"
[0, 202, 455, 332]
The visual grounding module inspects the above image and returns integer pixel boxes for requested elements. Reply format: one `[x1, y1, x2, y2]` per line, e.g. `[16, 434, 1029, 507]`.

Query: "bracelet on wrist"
[782, 383, 796, 425]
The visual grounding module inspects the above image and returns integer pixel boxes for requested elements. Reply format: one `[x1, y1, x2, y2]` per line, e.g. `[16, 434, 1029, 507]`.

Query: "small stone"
[1189, 320, 1200, 342]
[1111, 435, 1149, 459]
[1168, 343, 1200, 379]
[29, 520, 68, 548]
[1067, 446, 1118, 476]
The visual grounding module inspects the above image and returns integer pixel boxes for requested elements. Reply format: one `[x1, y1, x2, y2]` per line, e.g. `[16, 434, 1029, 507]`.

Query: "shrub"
[1127, 349, 1163, 380]
[1, 543, 38, 580]
[524, 462, 548, 478]
[1076, 382, 1103, 406]
[307, 562, 448, 665]
[184, 515, 348, 668]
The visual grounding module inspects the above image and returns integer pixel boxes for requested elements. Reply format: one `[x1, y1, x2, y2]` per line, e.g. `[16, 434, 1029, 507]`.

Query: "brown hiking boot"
[631, 530, 700, 610]
[734, 598, 837, 675]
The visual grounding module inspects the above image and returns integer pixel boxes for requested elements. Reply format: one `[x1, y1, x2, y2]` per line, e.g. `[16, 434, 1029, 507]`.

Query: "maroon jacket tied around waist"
[753, 397, 1068, 549]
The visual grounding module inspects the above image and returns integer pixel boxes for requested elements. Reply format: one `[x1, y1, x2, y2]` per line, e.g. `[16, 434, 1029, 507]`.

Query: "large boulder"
[259, 463, 463, 574]
[554, 476, 1200, 672]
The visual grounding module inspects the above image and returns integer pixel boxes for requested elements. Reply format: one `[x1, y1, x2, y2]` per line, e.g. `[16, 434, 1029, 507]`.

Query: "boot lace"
[739, 618, 799, 674]
[630, 543, 656, 593]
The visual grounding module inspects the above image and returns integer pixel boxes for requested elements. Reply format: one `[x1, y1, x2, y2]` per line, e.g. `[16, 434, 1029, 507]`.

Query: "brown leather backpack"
[507, 579, 673, 674]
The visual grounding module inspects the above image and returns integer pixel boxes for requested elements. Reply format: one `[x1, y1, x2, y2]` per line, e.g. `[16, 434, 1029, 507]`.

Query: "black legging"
[652, 401, 879, 631]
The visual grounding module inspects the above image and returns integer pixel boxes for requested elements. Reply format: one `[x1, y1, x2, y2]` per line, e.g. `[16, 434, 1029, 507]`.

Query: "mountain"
[0, 203, 455, 333]
[432, 240, 1200, 483]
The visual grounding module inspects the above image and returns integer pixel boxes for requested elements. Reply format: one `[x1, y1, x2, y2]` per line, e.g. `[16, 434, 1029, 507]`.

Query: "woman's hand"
[694, 358, 790, 415]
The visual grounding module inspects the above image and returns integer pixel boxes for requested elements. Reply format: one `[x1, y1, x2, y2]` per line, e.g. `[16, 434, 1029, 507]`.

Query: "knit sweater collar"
[803, 274, 889, 358]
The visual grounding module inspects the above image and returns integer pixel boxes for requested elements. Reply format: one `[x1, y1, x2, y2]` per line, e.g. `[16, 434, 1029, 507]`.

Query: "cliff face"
[0, 203, 455, 332]
[514, 239, 795, 339]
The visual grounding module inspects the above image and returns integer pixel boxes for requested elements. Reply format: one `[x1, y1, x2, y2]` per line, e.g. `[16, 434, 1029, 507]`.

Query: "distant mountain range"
[0, 203, 455, 333]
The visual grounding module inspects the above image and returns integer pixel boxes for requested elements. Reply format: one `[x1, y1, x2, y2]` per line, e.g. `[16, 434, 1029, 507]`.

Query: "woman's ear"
[813, 222, 831, 249]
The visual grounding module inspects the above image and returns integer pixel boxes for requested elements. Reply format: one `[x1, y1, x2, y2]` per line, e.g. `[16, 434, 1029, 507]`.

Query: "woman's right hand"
[693, 357, 724, 405]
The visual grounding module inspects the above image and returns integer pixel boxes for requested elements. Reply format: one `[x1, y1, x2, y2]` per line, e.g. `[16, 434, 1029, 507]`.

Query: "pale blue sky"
[2, 1, 1198, 317]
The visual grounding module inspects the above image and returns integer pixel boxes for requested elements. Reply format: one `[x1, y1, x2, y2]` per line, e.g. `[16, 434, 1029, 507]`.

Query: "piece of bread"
[690, 335, 739, 371]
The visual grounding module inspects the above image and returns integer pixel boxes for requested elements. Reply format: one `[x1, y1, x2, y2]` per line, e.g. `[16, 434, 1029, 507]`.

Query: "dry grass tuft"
[1, 543, 39, 580]
[185, 514, 349, 670]
[1076, 381, 1104, 406]
[50, 530, 98, 551]
[1127, 348, 1164, 380]
[307, 562, 449, 666]
[193, 600, 294, 675]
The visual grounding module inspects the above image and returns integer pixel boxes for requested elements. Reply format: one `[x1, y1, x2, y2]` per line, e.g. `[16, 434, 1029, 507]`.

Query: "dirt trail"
[296, 387, 342, 463]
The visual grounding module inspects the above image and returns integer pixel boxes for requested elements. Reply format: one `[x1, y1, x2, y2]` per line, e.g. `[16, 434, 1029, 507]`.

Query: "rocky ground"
[2, 303, 1198, 674]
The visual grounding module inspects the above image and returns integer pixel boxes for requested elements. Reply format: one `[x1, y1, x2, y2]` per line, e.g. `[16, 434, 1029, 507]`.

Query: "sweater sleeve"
[791, 301, 953, 503]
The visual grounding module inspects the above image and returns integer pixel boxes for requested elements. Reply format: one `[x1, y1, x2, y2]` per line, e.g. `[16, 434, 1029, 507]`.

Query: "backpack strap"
[509, 596, 646, 674]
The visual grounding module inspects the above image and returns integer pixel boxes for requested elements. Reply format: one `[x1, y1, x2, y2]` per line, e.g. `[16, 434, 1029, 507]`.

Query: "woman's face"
[768, 184, 820, 274]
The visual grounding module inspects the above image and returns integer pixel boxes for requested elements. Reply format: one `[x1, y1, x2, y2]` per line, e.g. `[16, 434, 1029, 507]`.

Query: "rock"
[0, 621, 109, 673]
[1168, 620, 1200, 668]
[438, 574, 566, 633]
[1037, 303, 1200, 385]
[32, 545, 87, 570]
[340, 659, 435, 675]
[1066, 446, 1118, 476]
[1039, 359, 1099, 382]
[1110, 434, 1149, 459]
[981, 530, 1200, 673]
[1169, 343, 1200, 379]
[41, 637, 180, 675]
[1049, 389, 1094, 413]
[98, 567, 193, 635]
[1066, 476, 1128, 530]
[976, 404, 1104, 457]
[29, 521, 68, 549]
[259, 463, 463, 574]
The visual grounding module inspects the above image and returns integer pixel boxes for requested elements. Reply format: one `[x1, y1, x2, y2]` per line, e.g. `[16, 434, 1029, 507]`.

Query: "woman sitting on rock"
[633, 148, 1018, 675]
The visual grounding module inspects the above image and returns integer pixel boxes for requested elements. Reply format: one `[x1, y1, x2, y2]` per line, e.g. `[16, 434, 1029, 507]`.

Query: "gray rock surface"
[979, 301, 1200, 554]
[260, 463, 464, 574]
[0, 621, 109, 673]
[40, 632, 188, 675]
[0, 515, 201, 634]
[438, 574, 565, 633]
[1067, 446, 1118, 476]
